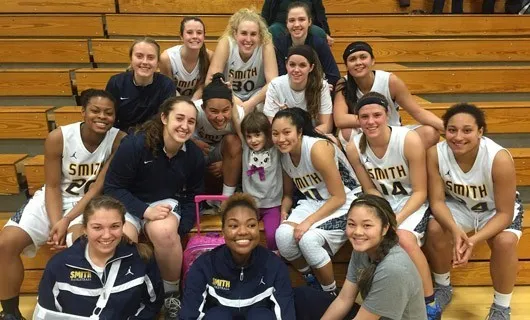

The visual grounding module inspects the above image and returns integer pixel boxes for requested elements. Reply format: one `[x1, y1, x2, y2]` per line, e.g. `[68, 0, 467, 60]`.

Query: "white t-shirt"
[263, 74, 332, 118]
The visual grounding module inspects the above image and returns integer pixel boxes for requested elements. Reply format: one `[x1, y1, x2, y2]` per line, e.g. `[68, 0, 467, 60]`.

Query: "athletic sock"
[321, 281, 337, 293]
[222, 184, 236, 197]
[163, 280, 180, 296]
[297, 266, 311, 274]
[425, 294, 435, 305]
[1, 295, 20, 316]
[433, 272, 451, 286]
[493, 291, 512, 308]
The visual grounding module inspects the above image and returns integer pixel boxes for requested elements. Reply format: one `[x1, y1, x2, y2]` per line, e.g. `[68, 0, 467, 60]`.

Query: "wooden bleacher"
[0, 69, 72, 96]
[1, 0, 115, 13]
[0, 15, 104, 38]
[0, 40, 89, 64]
[115, 0, 507, 14]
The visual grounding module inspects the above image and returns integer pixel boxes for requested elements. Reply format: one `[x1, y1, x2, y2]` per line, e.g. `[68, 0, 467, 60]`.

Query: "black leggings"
[432, 0, 497, 13]
[294, 286, 361, 320]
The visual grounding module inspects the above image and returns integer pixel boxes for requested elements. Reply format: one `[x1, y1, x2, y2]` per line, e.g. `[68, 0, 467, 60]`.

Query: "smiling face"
[346, 205, 388, 258]
[287, 7, 311, 41]
[181, 19, 205, 51]
[445, 112, 483, 157]
[82, 96, 116, 134]
[235, 20, 260, 59]
[245, 131, 266, 152]
[272, 116, 302, 154]
[85, 208, 123, 259]
[345, 50, 375, 79]
[286, 54, 314, 88]
[162, 101, 197, 144]
[222, 206, 260, 266]
[130, 41, 158, 79]
[357, 104, 389, 140]
[204, 98, 232, 130]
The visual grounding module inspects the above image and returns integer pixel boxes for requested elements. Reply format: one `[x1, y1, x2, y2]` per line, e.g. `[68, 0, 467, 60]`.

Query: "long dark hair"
[287, 45, 324, 121]
[348, 194, 398, 299]
[272, 108, 332, 143]
[335, 41, 375, 114]
[180, 16, 210, 92]
[83, 195, 154, 262]
[135, 96, 197, 156]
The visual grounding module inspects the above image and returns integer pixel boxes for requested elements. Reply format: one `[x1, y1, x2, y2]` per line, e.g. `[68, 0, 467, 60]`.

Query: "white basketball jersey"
[354, 126, 412, 209]
[166, 45, 200, 97]
[61, 122, 119, 198]
[355, 70, 400, 126]
[437, 137, 506, 213]
[225, 37, 265, 101]
[192, 99, 234, 144]
[282, 136, 359, 201]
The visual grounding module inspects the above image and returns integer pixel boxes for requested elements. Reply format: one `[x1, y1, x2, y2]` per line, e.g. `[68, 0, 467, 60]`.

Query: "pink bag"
[181, 195, 227, 288]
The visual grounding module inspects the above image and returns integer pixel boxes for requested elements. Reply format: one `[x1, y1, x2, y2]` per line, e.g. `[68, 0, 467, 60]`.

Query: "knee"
[275, 224, 299, 260]
[397, 230, 419, 252]
[146, 217, 180, 247]
[0, 229, 26, 257]
[426, 219, 450, 248]
[222, 134, 242, 157]
[420, 126, 440, 149]
[491, 232, 518, 253]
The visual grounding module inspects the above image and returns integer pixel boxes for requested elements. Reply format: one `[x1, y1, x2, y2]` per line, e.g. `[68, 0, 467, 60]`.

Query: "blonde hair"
[222, 8, 272, 45]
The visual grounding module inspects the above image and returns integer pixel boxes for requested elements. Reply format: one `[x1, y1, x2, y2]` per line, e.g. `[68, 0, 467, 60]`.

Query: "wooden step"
[0, 107, 52, 139]
[0, 154, 27, 195]
[401, 101, 530, 133]
[1, 0, 115, 13]
[0, 15, 104, 37]
[0, 39, 89, 64]
[0, 69, 72, 96]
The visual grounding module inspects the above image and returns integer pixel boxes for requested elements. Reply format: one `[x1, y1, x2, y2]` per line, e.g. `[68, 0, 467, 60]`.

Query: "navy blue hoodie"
[180, 245, 295, 319]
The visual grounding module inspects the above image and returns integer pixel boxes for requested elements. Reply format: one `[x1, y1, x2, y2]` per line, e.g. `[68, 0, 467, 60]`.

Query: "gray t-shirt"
[242, 143, 282, 208]
[346, 245, 427, 320]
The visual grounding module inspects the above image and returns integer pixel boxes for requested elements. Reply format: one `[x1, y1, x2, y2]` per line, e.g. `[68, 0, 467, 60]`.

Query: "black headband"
[354, 96, 389, 114]
[342, 41, 374, 62]
[288, 44, 315, 64]
[203, 73, 232, 103]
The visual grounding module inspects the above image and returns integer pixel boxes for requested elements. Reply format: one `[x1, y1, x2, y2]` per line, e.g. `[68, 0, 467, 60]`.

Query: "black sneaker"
[0, 311, 26, 320]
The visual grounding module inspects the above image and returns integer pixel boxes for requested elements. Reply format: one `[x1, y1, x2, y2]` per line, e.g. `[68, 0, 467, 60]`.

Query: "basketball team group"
[0, 2, 523, 320]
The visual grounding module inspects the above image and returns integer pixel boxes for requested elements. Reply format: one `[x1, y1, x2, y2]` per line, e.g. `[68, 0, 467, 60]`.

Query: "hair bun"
[211, 72, 226, 83]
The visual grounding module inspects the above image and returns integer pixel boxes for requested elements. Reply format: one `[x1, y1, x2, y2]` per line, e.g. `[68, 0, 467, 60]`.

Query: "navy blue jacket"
[36, 239, 163, 320]
[105, 71, 176, 132]
[180, 245, 295, 319]
[104, 132, 205, 236]
[274, 33, 340, 86]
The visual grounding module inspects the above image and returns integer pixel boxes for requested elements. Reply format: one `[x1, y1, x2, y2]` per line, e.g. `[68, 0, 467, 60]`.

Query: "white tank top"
[225, 37, 265, 101]
[353, 126, 412, 209]
[437, 137, 506, 213]
[355, 70, 400, 126]
[192, 99, 234, 144]
[61, 122, 119, 198]
[166, 45, 200, 97]
[282, 136, 359, 201]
